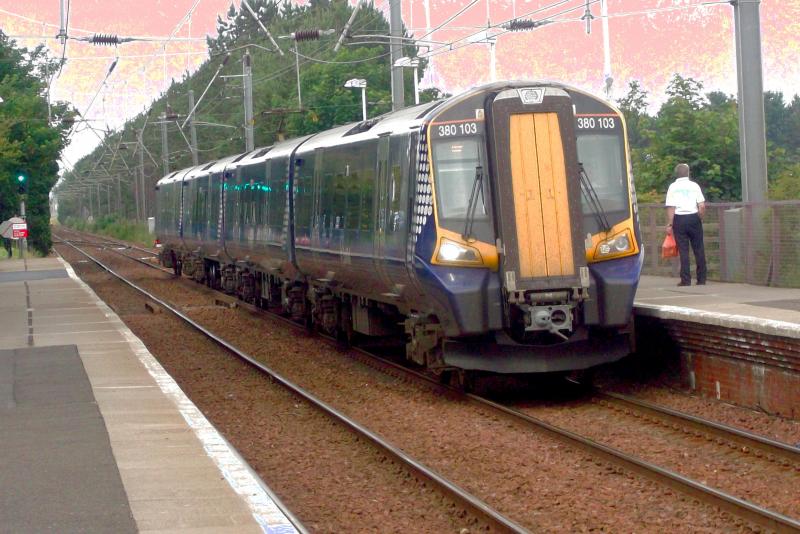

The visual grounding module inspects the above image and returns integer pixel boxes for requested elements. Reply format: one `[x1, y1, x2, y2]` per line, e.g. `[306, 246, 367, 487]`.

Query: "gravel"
[57, 242, 495, 533]
[55, 238, 773, 533]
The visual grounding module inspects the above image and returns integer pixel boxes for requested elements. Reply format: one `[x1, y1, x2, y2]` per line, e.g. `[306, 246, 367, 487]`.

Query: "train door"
[487, 88, 586, 295]
[373, 135, 395, 293]
[178, 175, 185, 239]
[310, 148, 325, 271]
[383, 134, 414, 295]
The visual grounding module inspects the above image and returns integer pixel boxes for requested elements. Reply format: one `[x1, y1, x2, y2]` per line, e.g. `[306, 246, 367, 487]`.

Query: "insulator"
[504, 19, 541, 32]
[90, 34, 121, 46]
[292, 30, 321, 42]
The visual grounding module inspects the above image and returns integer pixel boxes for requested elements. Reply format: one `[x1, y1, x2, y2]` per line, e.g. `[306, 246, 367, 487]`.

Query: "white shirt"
[665, 177, 705, 215]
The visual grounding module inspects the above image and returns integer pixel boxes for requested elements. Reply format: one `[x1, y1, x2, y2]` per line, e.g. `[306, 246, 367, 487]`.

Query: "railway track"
[344, 349, 800, 532]
[55, 230, 800, 532]
[595, 390, 800, 466]
[54, 234, 529, 534]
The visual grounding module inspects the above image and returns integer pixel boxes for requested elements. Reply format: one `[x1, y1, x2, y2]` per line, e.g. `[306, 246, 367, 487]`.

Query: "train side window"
[359, 141, 377, 233]
[320, 146, 347, 238]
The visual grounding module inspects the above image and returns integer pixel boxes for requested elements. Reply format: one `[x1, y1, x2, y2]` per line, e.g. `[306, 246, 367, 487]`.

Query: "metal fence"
[638, 201, 800, 287]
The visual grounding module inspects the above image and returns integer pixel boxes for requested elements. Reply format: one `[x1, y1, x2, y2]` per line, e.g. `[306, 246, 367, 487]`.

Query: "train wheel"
[440, 369, 474, 392]
[205, 263, 213, 288]
[206, 262, 220, 290]
[337, 302, 356, 347]
[304, 299, 314, 332]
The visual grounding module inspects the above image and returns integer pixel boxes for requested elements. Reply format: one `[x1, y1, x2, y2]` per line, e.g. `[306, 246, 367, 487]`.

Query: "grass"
[61, 215, 154, 248]
[0, 241, 44, 260]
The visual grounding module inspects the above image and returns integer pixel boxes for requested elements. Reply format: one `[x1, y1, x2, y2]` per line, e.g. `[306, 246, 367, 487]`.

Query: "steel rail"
[597, 390, 800, 465]
[103, 245, 170, 272]
[474, 396, 800, 533]
[54, 228, 158, 256]
[314, 341, 800, 532]
[281, 337, 800, 532]
[56, 238, 529, 534]
[54, 236, 167, 273]
[57, 232, 800, 532]
[110, 241, 158, 256]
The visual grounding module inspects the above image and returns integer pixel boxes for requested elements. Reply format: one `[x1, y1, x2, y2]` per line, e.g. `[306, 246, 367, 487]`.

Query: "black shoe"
[677, 281, 691, 287]
[696, 280, 706, 285]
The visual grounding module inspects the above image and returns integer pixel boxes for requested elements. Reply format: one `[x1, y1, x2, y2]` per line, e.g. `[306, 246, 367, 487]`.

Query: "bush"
[63, 215, 153, 247]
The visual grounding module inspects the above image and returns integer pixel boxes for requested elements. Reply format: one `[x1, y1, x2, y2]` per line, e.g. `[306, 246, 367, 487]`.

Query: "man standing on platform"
[665, 163, 707, 286]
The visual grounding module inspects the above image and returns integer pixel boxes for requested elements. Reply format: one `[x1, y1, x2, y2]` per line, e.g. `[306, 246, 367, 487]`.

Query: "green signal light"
[17, 174, 25, 182]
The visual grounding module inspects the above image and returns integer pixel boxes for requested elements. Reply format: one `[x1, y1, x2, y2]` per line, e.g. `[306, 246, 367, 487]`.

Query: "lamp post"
[394, 57, 421, 105]
[344, 78, 368, 121]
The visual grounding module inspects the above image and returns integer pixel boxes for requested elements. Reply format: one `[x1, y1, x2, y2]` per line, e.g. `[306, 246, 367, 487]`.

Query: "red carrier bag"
[661, 233, 678, 259]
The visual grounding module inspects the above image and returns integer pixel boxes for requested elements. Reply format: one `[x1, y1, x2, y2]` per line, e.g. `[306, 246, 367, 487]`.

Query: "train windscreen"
[431, 137, 494, 242]
[576, 133, 629, 218]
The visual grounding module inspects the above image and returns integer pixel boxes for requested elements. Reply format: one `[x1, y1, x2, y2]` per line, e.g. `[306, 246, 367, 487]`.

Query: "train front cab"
[414, 83, 641, 374]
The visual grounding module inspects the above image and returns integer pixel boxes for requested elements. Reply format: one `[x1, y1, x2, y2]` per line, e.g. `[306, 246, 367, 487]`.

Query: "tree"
[617, 80, 650, 150]
[0, 33, 70, 254]
[58, 0, 435, 222]
[632, 74, 741, 202]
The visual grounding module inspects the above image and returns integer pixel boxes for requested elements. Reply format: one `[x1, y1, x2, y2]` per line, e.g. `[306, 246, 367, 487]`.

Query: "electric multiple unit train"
[156, 81, 642, 378]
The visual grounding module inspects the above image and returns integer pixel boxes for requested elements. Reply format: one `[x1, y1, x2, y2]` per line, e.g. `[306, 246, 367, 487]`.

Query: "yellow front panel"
[509, 113, 575, 279]
[510, 114, 547, 278]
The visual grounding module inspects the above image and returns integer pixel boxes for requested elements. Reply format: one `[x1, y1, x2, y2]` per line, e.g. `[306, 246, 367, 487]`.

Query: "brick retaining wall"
[635, 313, 800, 420]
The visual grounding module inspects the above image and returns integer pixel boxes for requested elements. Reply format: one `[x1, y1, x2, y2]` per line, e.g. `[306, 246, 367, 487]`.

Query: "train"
[156, 81, 642, 382]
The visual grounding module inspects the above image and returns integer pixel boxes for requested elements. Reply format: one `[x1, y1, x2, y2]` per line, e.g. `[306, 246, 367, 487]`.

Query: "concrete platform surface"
[635, 275, 800, 338]
[0, 257, 299, 534]
[1, 345, 137, 534]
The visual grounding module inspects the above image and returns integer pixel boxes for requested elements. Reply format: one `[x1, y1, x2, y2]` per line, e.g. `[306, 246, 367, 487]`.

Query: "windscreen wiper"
[462, 165, 484, 241]
[579, 163, 611, 233]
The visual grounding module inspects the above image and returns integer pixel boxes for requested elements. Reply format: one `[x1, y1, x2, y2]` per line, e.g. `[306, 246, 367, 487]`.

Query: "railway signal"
[17, 173, 27, 194]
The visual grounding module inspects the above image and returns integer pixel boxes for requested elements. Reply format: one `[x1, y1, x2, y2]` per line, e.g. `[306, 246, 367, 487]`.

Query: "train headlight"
[594, 230, 634, 260]
[436, 239, 482, 264]
[613, 234, 630, 252]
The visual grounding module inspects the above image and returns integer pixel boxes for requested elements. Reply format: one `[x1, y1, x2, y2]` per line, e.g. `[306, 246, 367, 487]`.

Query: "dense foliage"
[618, 74, 800, 202]
[63, 214, 152, 247]
[0, 34, 70, 253]
[56, 0, 431, 221]
[55, 2, 800, 224]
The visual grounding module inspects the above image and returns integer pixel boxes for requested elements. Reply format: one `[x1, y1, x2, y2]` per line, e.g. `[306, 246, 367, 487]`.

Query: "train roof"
[155, 80, 616, 188]
[233, 134, 314, 169]
[157, 165, 198, 187]
[294, 100, 442, 153]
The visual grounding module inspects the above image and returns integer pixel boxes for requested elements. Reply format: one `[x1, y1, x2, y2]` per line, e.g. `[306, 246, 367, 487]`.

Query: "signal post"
[17, 173, 28, 259]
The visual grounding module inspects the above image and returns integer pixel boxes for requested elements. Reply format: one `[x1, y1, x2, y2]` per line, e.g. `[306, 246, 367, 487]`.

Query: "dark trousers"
[674, 213, 706, 284]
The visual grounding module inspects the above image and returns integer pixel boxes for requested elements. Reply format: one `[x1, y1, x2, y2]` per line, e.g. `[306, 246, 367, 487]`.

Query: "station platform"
[0, 257, 299, 533]
[633, 275, 800, 419]
[635, 275, 800, 336]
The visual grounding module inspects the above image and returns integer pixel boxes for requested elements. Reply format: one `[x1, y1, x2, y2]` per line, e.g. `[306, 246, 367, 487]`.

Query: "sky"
[1, 0, 798, 172]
